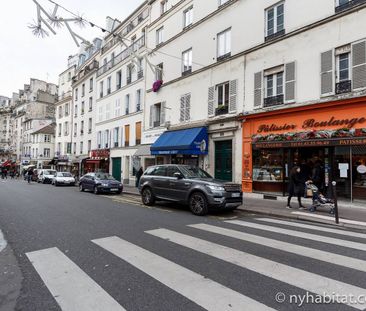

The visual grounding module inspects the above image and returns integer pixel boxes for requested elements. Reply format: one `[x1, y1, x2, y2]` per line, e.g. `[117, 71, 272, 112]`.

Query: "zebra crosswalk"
[26, 218, 366, 311]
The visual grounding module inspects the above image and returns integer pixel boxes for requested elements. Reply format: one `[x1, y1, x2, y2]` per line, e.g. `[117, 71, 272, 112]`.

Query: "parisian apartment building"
[1, 0, 366, 201]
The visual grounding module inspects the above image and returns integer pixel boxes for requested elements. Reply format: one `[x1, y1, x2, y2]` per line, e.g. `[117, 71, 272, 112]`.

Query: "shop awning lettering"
[302, 117, 366, 129]
[257, 124, 296, 133]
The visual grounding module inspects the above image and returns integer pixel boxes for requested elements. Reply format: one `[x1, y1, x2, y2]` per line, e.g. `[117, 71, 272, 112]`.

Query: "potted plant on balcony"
[153, 80, 163, 92]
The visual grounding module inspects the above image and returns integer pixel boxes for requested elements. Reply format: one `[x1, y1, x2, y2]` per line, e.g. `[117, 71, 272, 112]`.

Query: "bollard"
[331, 181, 339, 224]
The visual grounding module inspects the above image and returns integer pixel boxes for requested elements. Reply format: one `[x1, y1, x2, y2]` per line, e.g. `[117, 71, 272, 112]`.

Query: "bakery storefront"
[242, 98, 366, 203]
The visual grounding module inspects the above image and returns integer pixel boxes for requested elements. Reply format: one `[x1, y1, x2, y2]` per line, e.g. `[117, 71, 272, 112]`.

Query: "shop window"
[252, 149, 284, 194]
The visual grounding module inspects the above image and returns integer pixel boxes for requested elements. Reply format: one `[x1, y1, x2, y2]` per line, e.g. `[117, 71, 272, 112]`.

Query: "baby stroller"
[305, 182, 335, 214]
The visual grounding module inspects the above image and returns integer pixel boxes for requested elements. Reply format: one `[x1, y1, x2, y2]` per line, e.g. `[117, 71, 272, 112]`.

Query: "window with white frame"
[107, 76, 111, 94]
[155, 63, 164, 81]
[116, 70, 122, 89]
[219, 0, 229, 5]
[80, 121, 84, 135]
[151, 103, 162, 127]
[64, 121, 69, 136]
[217, 82, 229, 108]
[58, 106, 63, 118]
[82, 84, 85, 97]
[65, 103, 69, 116]
[106, 103, 111, 120]
[217, 28, 231, 59]
[266, 2, 284, 38]
[113, 127, 119, 147]
[89, 77, 93, 92]
[125, 94, 130, 114]
[136, 89, 142, 111]
[44, 148, 50, 158]
[104, 130, 109, 148]
[73, 142, 76, 154]
[88, 140, 91, 152]
[80, 142, 83, 154]
[74, 123, 77, 136]
[115, 99, 121, 117]
[75, 88, 78, 101]
[182, 49, 192, 74]
[183, 6, 193, 28]
[100, 81, 104, 98]
[98, 106, 103, 122]
[265, 72, 284, 98]
[74, 104, 78, 117]
[58, 123, 62, 136]
[88, 118, 92, 133]
[337, 52, 351, 82]
[89, 97, 93, 111]
[97, 131, 102, 148]
[156, 27, 164, 46]
[81, 101, 85, 114]
[44, 134, 50, 142]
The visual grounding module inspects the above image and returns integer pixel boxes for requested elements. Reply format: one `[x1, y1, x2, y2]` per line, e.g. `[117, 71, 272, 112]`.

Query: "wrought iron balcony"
[216, 53, 231, 62]
[126, 77, 132, 85]
[265, 29, 286, 42]
[336, 80, 352, 94]
[264, 95, 284, 108]
[137, 70, 144, 79]
[215, 105, 229, 116]
[335, 0, 366, 13]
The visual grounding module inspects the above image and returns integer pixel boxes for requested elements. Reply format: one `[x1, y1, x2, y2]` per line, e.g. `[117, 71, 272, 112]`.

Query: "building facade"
[95, 2, 149, 184]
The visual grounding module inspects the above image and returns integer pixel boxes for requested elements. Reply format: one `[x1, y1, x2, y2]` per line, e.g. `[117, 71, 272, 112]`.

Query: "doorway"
[112, 157, 121, 181]
[215, 140, 232, 181]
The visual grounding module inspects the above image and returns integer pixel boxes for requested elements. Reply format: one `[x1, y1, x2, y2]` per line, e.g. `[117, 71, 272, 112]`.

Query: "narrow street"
[0, 179, 365, 311]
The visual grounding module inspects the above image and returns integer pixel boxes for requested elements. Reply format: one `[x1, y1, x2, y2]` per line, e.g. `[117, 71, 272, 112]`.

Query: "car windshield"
[58, 172, 72, 177]
[95, 173, 115, 180]
[179, 166, 212, 179]
[44, 170, 56, 175]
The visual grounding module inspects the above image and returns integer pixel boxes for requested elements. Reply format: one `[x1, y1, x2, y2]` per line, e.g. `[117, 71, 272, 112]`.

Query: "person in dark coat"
[312, 160, 324, 193]
[135, 167, 144, 187]
[287, 166, 306, 209]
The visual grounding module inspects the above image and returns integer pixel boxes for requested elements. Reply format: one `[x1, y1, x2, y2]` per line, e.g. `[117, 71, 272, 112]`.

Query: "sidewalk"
[122, 185, 366, 230]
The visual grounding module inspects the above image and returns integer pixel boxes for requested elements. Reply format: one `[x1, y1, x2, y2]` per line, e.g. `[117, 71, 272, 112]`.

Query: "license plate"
[111, 188, 118, 191]
[232, 193, 241, 198]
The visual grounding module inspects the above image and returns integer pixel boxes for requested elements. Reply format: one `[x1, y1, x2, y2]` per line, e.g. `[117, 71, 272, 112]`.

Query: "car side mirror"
[174, 172, 183, 179]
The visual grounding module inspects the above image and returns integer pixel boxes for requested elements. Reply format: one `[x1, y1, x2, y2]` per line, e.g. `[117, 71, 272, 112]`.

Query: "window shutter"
[149, 106, 153, 128]
[180, 96, 185, 122]
[229, 79, 238, 113]
[185, 93, 191, 121]
[285, 62, 296, 102]
[160, 101, 166, 125]
[254, 72, 262, 108]
[320, 50, 334, 95]
[207, 87, 215, 117]
[352, 40, 366, 90]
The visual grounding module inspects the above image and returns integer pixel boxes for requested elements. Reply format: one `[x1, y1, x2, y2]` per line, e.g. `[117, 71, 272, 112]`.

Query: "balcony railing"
[217, 53, 231, 62]
[97, 36, 145, 77]
[182, 68, 192, 76]
[215, 105, 229, 116]
[336, 80, 352, 94]
[335, 0, 366, 13]
[137, 70, 144, 79]
[126, 77, 132, 85]
[265, 29, 286, 42]
[264, 94, 284, 108]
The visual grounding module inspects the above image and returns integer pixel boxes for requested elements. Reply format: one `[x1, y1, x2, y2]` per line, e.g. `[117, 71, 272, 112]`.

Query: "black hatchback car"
[79, 172, 123, 194]
[138, 165, 242, 215]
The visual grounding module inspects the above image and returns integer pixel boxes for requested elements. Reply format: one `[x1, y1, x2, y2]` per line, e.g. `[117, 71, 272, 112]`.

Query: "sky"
[0, 0, 143, 97]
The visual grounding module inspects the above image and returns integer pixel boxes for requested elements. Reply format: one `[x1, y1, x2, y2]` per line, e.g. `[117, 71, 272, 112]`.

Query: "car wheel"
[79, 184, 84, 192]
[54, 181, 58, 187]
[142, 187, 155, 206]
[42, 180, 46, 184]
[93, 186, 99, 195]
[116, 190, 122, 195]
[189, 192, 208, 216]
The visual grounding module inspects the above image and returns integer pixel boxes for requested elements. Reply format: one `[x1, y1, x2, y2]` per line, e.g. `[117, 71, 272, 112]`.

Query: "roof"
[33, 124, 55, 135]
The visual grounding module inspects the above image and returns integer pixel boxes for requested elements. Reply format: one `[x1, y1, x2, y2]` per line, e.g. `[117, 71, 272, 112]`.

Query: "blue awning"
[151, 127, 208, 155]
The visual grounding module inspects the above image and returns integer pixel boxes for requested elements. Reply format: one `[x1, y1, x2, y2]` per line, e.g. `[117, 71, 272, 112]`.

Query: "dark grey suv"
[138, 165, 242, 215]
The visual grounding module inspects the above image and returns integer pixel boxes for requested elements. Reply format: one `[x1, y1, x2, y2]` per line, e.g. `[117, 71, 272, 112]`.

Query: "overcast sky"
[0, 0, 143, 97]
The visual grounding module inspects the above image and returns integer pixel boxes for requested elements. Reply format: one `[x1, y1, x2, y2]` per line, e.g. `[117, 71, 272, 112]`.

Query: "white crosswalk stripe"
[146, 228, 366, 310]
[26, 218, 366, 311]
[188, 223, 366, 272]
[256, 218, 366, 239]
[225, 219, 366, 251]
[26, 247, 126, 311]
[92, 236, 274, 311]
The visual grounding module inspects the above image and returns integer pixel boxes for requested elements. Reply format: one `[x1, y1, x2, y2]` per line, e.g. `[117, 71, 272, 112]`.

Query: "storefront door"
[333, 147, 351, 199]
[352, 146, 366, 201]
[112, 157, 121, 181]
[215, 140, 232, 181]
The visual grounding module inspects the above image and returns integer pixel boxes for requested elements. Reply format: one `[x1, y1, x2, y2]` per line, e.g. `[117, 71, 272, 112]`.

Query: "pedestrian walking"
[3, 169, 7, 179]
[135, 167, 144, 187]
[27, 168, 34, 184]
[287, 166, 306, 209]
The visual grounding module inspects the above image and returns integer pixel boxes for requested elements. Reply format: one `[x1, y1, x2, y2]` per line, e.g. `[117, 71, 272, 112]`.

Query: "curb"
[238, 207, 366, 231]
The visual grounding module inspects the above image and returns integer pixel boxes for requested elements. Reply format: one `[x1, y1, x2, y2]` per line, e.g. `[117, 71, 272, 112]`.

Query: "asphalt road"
[0, 178, 366, 311]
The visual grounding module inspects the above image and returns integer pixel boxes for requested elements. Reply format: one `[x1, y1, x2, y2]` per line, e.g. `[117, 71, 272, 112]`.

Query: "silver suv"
[138, 165, 242, 215]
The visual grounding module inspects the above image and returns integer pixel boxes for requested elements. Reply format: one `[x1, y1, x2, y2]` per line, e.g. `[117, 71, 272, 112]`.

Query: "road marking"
[147, 228, 366, 310]
[256, 218, 366, 239]
[92, 236, 274, 311]
[0, 230, 7, 252]
[189, 223, 366, 272]
[26, 247, 125, 311]
[291, 212, 366, 227]
[225, 220, 366, 252]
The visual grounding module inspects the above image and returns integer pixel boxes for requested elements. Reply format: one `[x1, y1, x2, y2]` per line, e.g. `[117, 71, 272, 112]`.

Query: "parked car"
[79, 172, 123, 194]
[138, 165, 243, 216]
[38, 169, 57, 184]
[52, 172, 75, 186]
